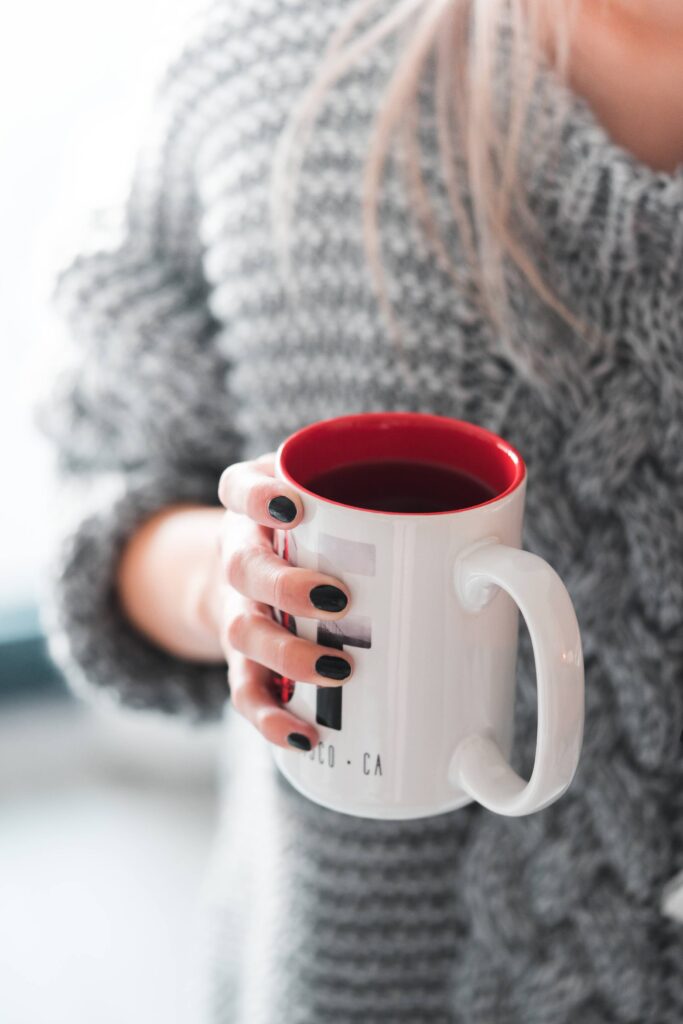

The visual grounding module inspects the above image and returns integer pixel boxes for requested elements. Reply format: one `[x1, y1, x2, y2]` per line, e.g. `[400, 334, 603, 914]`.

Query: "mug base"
[274, 758, 474, 820]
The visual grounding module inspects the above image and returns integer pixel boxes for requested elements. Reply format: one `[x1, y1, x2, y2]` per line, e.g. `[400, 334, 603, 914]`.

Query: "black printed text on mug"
[308, 742, 383, 776]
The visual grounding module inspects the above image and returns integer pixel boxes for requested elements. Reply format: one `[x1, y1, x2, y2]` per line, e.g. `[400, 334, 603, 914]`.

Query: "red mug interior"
[278, 412, 526, 516]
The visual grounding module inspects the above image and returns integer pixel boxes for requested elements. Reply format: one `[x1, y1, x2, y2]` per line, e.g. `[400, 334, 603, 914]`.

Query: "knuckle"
[230, 680, 250, 716]
[248, 479, 275, 520]
[218, 462, 240, 502]
[272, 633, 290, 675]
[225, 546, 251, 591]
[224, 549, 241, 588]
[226, 611, 250, 651]
[271, 563, 295, 609]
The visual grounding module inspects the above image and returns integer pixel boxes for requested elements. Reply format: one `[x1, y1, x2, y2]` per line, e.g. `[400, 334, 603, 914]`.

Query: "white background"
[0, 5, 224, 1023]
[0, 0, 194, 609]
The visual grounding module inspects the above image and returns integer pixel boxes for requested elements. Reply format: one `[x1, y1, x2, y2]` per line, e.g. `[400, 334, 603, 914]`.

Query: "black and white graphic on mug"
[316, 614, 372, 730]
[315, 532, 375, 731]
[317, 532, 377, 577]
[273, 530, 376, 728]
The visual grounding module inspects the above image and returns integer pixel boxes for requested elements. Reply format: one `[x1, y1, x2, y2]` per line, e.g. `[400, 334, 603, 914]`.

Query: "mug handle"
[451, 538, 584, 816]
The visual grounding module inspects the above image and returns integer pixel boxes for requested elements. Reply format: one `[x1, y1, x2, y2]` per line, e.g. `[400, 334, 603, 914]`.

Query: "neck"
[566, 1, 683, 172]
[613, 0, 683, 32]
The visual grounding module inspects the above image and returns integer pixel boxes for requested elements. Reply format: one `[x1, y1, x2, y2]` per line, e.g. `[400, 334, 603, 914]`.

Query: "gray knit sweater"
[38, 1, 683, 1021]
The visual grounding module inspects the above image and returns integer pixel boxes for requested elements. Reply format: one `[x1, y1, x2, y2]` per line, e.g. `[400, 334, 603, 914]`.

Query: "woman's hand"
[215, 452, 353, 752]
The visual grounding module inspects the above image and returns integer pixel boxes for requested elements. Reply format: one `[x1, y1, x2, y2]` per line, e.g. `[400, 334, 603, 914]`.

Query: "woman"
[39, 1, 683, 1021]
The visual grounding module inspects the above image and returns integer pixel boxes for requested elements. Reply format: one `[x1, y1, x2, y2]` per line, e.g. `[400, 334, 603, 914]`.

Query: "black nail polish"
[287, 732, 312, 751]
[315, 655, 352, 680]
[310, 585, 348, 612]
[268, 495, 297, 523]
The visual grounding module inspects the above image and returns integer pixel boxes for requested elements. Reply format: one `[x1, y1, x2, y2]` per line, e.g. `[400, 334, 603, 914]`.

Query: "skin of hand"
[117, 453, 354, 751]
[211, 451, 354, 752]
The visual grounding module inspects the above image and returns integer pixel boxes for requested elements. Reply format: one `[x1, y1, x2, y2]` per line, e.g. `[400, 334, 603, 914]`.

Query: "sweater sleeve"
[36, 33, 244, 721]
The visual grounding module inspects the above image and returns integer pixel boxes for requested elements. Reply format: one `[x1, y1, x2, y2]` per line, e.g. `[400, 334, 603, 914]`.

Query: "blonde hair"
[271, 0, 582, 351]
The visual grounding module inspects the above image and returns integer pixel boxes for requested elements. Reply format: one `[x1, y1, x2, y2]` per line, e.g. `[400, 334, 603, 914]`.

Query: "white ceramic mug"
[271, 412, 584, 820]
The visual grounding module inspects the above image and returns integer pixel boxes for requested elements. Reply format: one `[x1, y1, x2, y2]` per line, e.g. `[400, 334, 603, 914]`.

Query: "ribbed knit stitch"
[37, 2, 683, 1021]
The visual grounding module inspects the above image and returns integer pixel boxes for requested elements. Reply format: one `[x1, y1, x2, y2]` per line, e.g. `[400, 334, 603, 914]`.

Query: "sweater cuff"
[39, 466, 229, 722]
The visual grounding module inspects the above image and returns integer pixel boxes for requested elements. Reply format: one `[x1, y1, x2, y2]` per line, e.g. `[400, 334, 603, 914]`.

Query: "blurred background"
[0, 3, 221, 1020]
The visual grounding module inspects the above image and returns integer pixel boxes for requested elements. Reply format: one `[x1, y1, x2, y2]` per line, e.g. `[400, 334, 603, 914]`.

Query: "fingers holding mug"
[227, 649, 319, 752]
[226, 609, 354, 687]
[219, 513, 352, 622]
[218, 455, 304, 530]
[220, 581, 320, 750]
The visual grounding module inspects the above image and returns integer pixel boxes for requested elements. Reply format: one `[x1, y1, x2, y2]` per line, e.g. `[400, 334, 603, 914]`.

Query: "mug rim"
[276, 412, 527, 518]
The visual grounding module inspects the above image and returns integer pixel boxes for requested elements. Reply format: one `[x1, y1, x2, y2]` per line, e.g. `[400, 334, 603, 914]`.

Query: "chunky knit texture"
[38, 1, 683, 1021]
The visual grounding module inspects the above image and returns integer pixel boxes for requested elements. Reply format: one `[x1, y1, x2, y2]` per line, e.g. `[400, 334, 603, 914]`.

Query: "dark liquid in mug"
[305, 459, 497, 513]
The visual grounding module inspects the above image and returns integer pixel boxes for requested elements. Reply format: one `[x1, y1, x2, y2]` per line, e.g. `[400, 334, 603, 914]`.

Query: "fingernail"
[287, 732, 312, 751]
[310, 585, 348, 612]
[268, 495, 297, 523]
[315, 655, 352, 680]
